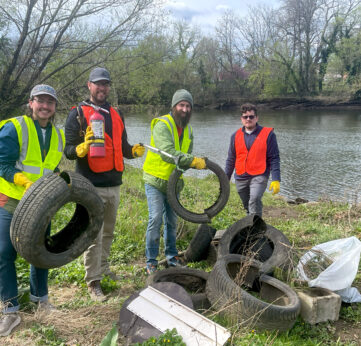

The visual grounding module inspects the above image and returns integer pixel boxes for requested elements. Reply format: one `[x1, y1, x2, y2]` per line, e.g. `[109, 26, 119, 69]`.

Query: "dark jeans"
[0, 207, 49, 313]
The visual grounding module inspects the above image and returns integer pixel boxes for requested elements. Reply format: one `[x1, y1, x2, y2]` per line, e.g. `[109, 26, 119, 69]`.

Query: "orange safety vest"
[235, 127, 273, 176]
[81, 105, 124, 173]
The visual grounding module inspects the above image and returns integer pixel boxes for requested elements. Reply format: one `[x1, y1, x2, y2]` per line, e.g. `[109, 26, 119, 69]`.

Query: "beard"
[172, 107, 192, 128]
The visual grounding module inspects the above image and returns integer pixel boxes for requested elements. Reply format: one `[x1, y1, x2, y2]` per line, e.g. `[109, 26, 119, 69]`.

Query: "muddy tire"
[184, 224, 217, 262]
[167, 159, 230, 223]
[206, 254, 300, 331]
[217, 215, 292, 274]
[146, 267, 210, 310]
[10, 171, 104, 269]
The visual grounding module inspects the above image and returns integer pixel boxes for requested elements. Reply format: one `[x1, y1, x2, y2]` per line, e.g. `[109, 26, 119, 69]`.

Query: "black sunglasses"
[242, 115, 255, 120]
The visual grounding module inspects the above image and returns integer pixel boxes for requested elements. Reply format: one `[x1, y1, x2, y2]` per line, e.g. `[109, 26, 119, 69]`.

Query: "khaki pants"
[84, 185, 120, 284]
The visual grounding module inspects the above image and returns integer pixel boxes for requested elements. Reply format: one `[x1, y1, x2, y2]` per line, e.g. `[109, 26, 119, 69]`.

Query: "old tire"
[206, 254, 300, 331]
[167, 158, 230, 223]
[10, 171, 104, 269]
[217, 215, 292, 274]
[146, 267, 210, 310]
[184, 224, 217, 262]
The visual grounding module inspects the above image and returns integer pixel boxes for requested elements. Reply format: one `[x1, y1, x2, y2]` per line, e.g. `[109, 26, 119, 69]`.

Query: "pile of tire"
[148, 214, 301, 332]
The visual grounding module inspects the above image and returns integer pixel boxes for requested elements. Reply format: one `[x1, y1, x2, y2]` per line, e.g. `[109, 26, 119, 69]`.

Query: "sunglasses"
[242, 115, 256, 120]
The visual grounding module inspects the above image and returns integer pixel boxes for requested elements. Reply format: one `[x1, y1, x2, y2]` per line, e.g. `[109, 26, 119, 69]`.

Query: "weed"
[133, 328, 185, 345]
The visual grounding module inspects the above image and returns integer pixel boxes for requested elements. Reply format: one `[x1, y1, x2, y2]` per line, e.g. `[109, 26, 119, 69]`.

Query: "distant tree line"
[1, 0, 361, 119]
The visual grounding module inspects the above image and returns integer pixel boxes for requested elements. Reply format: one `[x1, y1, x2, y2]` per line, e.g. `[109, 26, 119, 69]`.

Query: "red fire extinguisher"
[89, 109, 105, 157]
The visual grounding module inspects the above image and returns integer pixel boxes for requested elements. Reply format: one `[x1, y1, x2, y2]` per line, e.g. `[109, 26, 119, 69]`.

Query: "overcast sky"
[164, 0, 279, 32]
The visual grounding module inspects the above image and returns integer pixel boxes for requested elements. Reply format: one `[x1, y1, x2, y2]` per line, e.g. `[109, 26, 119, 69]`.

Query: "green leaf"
[100, 325, 118, 346]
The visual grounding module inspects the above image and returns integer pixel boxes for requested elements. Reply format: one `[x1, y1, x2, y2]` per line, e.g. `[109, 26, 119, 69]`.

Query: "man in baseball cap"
[30, 84, 58, 102]
[0, 83, 64, 336]
[88, 67, 111, 83]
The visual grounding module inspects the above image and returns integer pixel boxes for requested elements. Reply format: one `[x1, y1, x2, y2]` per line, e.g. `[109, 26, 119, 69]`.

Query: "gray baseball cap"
[30, 84, 58, 101]
[89, 67, 111, 82]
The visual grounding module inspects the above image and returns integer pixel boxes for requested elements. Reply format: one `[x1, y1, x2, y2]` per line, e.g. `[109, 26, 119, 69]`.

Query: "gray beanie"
[171, 89, 193, 108]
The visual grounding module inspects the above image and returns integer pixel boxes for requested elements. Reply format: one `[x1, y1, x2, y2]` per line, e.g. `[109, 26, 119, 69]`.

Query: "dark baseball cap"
[89, 67, 111, 82]
[30, 84, 58, 101]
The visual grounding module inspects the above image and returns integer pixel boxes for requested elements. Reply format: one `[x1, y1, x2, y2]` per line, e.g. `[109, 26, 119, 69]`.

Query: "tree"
[0, 0, 159, 118]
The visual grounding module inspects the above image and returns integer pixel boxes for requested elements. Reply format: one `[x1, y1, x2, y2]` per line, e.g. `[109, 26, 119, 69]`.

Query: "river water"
[123, 108, 361, 203]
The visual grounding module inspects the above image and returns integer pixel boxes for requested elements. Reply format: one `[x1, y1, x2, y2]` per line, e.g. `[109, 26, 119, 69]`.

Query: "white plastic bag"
[297, 236, 361, 299]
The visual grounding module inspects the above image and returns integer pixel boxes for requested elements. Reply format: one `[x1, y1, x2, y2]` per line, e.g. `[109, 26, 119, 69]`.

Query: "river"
[123, 108, 361, 203]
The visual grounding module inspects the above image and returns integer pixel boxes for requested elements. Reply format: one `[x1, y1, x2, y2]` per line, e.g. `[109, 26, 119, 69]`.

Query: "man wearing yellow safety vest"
[143, 89, 206, 275]
[0, 85, 64, 337]
[225, 103, 281, 217]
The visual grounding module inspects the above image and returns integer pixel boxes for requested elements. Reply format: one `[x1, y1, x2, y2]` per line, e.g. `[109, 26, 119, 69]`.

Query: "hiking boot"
[88, 280, 107, 302]
[146, 263, 158, 275]
[167, 256, 186, 268]
[0, 313, 21, 337]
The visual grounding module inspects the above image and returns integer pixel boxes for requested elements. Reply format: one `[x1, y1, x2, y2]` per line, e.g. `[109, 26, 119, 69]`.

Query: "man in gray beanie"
[142, 89, 206, 274]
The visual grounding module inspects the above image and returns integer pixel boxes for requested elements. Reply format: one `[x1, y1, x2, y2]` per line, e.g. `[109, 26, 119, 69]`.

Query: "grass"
[3, 163, 361, 345]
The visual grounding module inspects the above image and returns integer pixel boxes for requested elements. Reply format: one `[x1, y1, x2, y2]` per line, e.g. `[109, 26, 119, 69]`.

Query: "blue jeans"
[0, 207, 49, 313]
[145, 184, 178, 266]
[235, 175, 268, 217]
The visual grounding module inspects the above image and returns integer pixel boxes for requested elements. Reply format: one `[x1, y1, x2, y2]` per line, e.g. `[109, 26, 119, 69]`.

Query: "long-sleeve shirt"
[143, 112, 194, 193]
[64, 100, 134, 187]
[225, 124, 281, 182]
[0, 118, 55, 212]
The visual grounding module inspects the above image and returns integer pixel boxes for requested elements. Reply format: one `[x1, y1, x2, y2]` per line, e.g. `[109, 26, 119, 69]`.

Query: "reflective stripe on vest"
[0, 115, 65, 200]
[143, 114, 192, 181]
[81, 105, 124, 173]
[235, 127, 273, 176]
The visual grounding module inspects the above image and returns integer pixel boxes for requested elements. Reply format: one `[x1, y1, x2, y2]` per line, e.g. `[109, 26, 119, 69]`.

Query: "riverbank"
[4, 164, 361, 345]
[113, 96, 361, 115]
[210, 96, 361, 111]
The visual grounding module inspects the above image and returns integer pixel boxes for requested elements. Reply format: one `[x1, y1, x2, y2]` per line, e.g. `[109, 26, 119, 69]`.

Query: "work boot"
[87, 280, 107, 302]
[0, 313, 21, 337]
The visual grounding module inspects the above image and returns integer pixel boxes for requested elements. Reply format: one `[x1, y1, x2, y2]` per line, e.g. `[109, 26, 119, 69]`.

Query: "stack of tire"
[148, 160, 301, 331]
[147, 215, 301, 332]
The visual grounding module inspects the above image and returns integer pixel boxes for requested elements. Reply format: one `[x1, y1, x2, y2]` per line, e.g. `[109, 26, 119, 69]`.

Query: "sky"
[164, 0, 279, 33]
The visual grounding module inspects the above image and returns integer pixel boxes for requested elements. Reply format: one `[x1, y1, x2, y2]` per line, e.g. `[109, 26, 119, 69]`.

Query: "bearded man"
[142, 89, 206, 274]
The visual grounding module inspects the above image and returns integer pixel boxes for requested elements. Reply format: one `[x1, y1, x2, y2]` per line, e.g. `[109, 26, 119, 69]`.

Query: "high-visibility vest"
[235, 127, 273, 176]
[143, 114, 192, 181]
[81, 105, 124, 173]
[0, 115, 65, 200]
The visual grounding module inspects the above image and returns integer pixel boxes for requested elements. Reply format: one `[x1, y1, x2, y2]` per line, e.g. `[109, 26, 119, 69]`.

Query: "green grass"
[13, 163, 361, 345]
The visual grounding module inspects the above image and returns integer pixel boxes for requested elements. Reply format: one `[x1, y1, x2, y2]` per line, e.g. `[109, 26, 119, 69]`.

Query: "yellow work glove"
[76, 126, 104, 158]
[132, 143, 145, 158]
[269, 180, 280, 195]
[14, 172, 33, 191]
[190, 157, 207, 170]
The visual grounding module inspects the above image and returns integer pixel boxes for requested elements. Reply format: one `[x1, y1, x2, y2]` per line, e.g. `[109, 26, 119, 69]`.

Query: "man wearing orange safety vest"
[64, 67, 145, 302]
[225, 103, 280, 217]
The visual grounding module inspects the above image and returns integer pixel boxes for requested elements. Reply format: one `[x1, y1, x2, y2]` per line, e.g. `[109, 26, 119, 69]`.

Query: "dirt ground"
[3, 285, 125, 345]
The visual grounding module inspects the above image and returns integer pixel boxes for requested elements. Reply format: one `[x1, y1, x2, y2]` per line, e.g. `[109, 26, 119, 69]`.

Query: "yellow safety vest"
[143, 114, 192, 181]
[0, 115, 65, 200]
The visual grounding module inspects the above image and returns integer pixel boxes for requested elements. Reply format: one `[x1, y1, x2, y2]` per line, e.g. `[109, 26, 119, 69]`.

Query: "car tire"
[146, 267, 210, 310]
[206, 254, 300, 331]
[10, 171, 104, 269]
[167, 158, 230, 223]
[184, 224, 217, 262]
[217, 215, 292, 274]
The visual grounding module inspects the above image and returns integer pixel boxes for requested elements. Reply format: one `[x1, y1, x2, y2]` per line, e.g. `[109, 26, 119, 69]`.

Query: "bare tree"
[0, 0, 159, 117]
